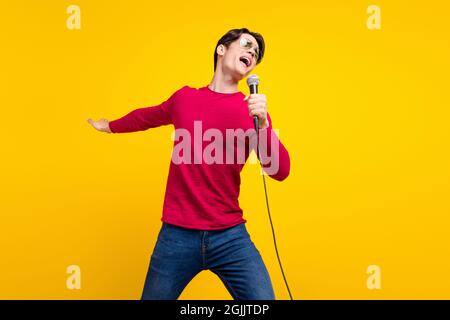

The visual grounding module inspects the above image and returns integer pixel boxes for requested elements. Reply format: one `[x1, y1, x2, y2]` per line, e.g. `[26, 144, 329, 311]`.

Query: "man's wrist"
[260, 118, 270, 130]
[106, 121, 113, 133]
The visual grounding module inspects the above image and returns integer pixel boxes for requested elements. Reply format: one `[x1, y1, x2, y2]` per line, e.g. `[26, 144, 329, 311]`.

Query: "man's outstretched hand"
[87, 118, 112, 133]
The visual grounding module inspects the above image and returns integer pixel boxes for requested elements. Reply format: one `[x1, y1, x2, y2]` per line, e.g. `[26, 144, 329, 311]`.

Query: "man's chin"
[230, 71, 245, 82]
[225, 64, 252, 81]
[234, 68, 251, 81]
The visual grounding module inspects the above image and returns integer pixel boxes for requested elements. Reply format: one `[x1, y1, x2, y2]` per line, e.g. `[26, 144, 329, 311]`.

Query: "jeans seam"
[211, 269, 240, 300]
[201, 231, 208, 268]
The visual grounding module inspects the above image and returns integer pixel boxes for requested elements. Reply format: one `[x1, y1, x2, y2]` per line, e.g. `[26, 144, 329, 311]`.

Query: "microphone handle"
[249, 84, 259, 130]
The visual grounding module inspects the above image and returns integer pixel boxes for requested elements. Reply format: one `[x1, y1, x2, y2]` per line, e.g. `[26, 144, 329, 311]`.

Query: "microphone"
[246, 75, 295, 301]
[246, 74, 260, 131]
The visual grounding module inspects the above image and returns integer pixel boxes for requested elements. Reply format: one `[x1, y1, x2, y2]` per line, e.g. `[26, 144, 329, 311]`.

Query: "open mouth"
[239, 56, 251, 68]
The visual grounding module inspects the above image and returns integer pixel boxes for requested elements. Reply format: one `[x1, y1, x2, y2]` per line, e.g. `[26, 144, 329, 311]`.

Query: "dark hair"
[213, 28, 265, 71]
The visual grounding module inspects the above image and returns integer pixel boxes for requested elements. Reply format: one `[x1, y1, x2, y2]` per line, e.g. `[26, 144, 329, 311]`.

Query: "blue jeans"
[141, 222, 275, 300]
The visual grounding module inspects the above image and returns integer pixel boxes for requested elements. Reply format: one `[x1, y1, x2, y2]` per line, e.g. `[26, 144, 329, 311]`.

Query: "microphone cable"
[254, 119, 294, 300]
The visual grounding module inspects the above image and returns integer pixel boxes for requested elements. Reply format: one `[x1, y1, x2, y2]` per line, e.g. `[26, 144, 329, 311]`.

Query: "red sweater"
[109, 85, 290, 230]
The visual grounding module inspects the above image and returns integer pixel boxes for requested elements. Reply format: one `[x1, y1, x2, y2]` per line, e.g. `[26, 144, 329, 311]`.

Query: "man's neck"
[208, 70, 239, 94]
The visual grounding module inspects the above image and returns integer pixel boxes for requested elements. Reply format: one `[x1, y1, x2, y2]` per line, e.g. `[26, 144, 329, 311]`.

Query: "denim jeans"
[141, 222, 275, 300]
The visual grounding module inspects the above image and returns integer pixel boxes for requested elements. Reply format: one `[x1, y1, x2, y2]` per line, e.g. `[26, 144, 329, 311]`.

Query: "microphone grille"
[246, 74, 259, 86]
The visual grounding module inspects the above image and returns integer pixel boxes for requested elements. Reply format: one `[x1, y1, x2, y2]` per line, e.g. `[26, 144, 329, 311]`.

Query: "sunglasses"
[239, 37, 260, 61]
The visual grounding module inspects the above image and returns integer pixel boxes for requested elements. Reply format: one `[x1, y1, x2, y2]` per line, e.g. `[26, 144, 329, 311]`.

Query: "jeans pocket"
[159, 224, 187, 246]
[225, 222, 246, 234]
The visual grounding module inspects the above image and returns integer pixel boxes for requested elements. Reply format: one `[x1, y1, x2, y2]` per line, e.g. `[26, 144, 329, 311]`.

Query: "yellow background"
[1, 0, 449, 299]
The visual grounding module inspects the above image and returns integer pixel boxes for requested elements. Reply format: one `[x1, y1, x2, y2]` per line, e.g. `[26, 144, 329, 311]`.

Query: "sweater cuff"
[108, 120, 116, 133]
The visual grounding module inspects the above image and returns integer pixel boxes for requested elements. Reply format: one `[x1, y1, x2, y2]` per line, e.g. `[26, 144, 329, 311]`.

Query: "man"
[87, 28, 290, 300]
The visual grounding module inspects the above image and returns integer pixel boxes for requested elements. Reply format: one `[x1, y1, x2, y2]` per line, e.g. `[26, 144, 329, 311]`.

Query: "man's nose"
[247, 49, 256, 58]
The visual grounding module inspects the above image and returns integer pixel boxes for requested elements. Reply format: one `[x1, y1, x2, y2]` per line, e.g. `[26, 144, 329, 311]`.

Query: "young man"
[87, 28, 290, 300]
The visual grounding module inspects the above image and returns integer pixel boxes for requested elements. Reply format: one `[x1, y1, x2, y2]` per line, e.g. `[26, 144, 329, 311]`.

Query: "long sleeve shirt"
[108, 85, 290, 230]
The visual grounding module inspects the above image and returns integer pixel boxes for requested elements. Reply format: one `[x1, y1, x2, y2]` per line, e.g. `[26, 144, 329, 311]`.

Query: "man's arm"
[244, 93, 290, 181]
[255, 113, 291, 181]
[108, 103, 172, 133]
[87, 89, 179, 134]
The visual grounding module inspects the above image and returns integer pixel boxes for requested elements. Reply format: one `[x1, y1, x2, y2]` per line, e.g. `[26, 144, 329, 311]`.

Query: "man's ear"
[216, 44, 226, 57]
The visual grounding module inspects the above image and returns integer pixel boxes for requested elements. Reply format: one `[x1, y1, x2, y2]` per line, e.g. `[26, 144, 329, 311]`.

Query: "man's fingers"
[87, 118, 100, 129]
[244, 94, 265, 103]
[248, 103, 266, 112]
[244, 94, 258, 101]
[249, 109, 265, 117]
